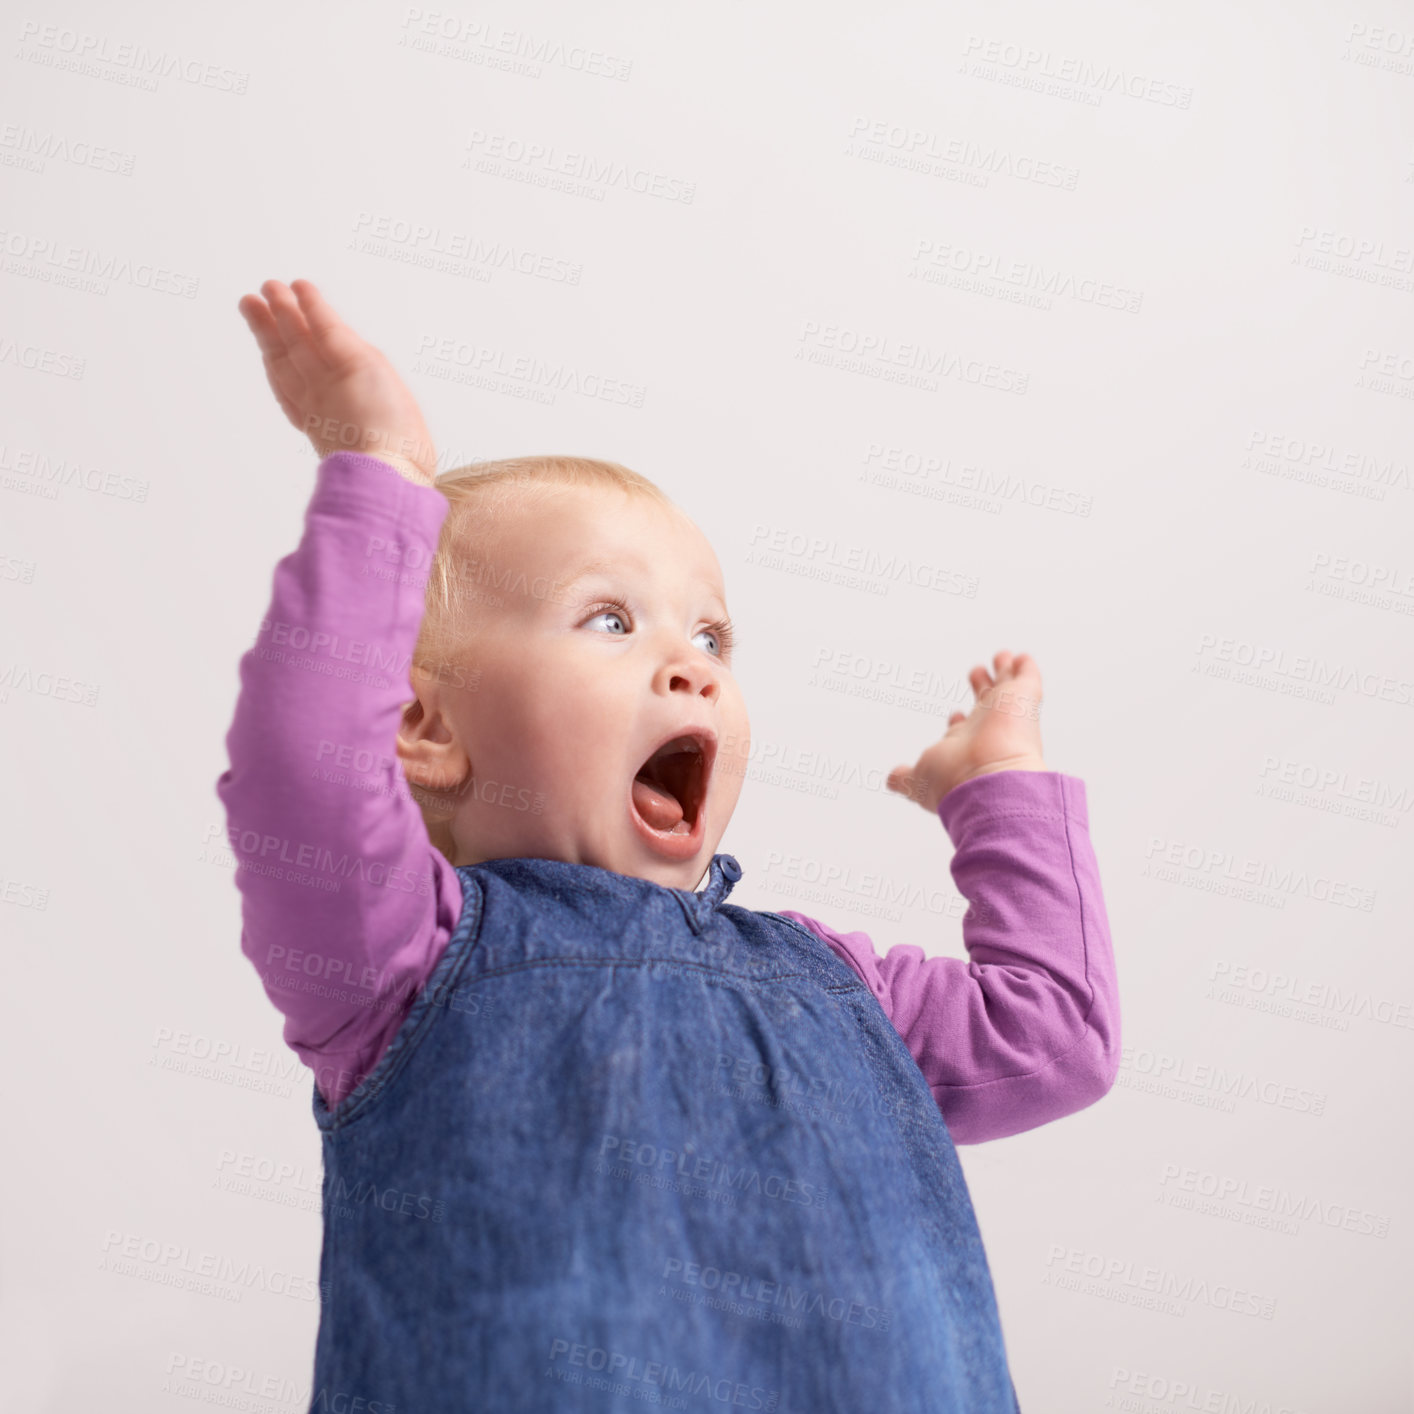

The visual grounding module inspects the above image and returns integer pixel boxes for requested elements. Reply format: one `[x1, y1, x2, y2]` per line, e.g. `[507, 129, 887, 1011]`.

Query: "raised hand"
[237, 278, 439, 485]
[886, 650, 1048, 813]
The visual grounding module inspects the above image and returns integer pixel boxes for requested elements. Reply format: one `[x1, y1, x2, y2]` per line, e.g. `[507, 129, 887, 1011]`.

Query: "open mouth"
[630, 729, 716, 839]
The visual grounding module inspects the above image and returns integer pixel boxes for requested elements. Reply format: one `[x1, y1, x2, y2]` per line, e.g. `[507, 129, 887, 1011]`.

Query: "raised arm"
[215, 280, 463, 1109]
[781, 650, 1119, 1143]
[779, 768, 1119, 1144]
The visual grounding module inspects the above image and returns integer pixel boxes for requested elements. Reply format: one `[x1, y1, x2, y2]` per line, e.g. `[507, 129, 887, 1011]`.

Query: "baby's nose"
[658, 656, 720, 700]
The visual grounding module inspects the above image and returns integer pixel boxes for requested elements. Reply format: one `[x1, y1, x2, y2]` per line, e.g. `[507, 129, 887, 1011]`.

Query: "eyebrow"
[561, 556, 629, 588]
[560, 556, 729, 611]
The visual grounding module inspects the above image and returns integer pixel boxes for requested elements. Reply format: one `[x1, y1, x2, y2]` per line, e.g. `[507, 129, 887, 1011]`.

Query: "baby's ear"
[396, 697, 471, 797]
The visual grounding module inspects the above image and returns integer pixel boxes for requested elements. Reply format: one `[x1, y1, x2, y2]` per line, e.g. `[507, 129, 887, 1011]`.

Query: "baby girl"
[218, 278, 1120, 1413]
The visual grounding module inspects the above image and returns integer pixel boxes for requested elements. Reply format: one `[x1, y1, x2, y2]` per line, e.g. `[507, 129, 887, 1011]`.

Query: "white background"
[4, 2, 1413, 1410]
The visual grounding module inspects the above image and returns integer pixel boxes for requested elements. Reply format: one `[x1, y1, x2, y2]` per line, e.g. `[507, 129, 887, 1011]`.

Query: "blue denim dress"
[309, 853, 1021, 1413]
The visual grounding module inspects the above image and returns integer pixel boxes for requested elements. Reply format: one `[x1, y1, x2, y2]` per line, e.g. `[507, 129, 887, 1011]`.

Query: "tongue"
[633, 774, 685, 832]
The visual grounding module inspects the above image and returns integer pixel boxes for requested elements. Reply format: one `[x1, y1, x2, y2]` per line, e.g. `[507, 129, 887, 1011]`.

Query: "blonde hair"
[405, 454, 676, 857]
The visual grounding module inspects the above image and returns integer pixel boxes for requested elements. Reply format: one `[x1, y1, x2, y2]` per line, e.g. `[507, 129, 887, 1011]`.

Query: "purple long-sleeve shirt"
[216, 452, 1120, 1142]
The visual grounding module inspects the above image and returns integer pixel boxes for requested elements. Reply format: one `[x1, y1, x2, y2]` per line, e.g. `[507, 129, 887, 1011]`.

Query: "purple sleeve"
[778, 770, 1119, 1145]
[215, 452, 466, 1110]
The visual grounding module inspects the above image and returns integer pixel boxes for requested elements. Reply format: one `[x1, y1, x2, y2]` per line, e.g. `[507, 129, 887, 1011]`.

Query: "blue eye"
[586, 607, 629, 636]
[700, 618, 736, 658]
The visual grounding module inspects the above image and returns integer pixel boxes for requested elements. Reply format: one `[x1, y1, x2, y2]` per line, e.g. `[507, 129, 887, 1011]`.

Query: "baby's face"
[424, 483, 750, 892]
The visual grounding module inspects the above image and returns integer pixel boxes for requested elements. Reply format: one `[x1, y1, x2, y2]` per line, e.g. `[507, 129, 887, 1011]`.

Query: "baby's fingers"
[885, 765, 925, 804]
[976, 650, 1042, 691]
[290, 279, 368, 373]
[260, 279, 328, 384]
[967, 664, 995, 697]
[237, 293, 288, 362]
[238, 294, 308, 423]
[1006, 652, 1043, 697]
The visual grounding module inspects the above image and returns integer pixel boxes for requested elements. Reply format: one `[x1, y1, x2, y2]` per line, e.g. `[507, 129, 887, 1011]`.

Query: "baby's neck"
[425, 815, 460, 866]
